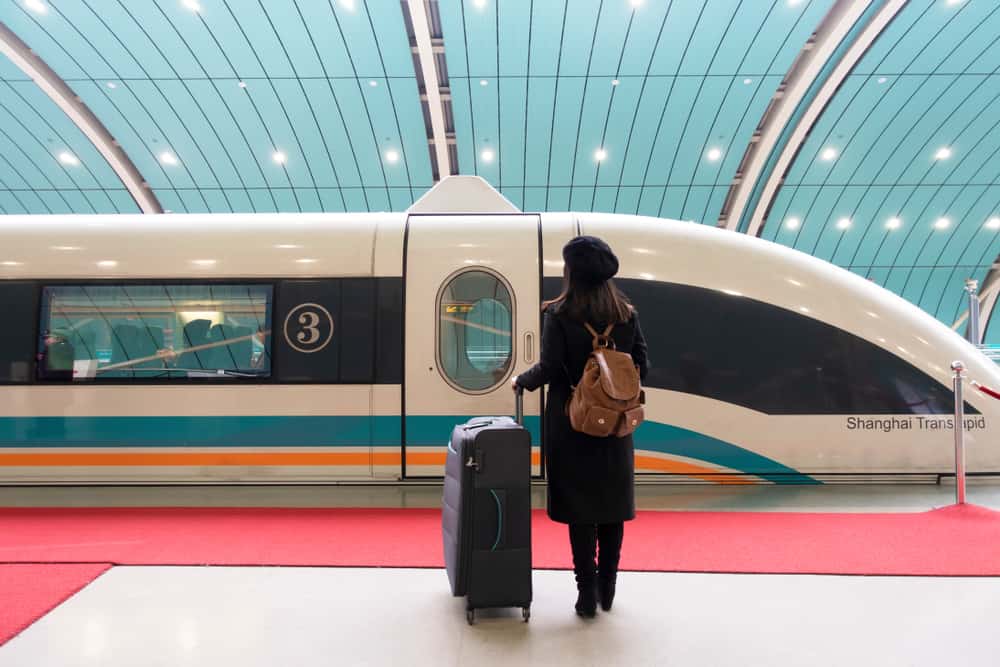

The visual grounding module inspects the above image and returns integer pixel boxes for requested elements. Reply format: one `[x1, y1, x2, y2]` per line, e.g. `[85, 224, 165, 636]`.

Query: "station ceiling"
[0, 0, 997, 335]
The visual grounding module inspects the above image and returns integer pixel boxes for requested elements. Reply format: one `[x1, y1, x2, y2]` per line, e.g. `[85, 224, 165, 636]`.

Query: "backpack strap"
[584, 322, 616, 350]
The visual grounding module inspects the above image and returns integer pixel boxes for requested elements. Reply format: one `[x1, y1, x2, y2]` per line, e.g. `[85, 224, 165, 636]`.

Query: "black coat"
[516, 307, 649, 525]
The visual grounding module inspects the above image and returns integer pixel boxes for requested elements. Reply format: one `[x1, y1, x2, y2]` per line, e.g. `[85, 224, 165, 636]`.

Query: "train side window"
[37, 284, 273, 381]
[438, 270, 514, 393]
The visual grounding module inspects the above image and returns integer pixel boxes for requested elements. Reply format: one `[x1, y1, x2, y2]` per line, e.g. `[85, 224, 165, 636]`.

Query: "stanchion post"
[951, 360, 966, 505]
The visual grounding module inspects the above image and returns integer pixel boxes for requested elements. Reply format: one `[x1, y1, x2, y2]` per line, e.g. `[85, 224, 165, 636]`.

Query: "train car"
[0, 177, 997, 485]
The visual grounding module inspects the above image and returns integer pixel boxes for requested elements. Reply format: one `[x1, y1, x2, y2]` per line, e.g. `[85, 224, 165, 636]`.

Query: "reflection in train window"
[438, 270, 513, 392]
[37, 284, 273, 381]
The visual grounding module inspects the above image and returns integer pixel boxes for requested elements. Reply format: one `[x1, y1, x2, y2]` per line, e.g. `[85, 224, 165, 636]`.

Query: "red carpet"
[0, 505, 999, 576]
[0, 563, 111, 645]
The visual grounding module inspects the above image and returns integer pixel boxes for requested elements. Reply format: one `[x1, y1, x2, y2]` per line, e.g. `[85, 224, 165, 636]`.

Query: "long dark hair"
[543, 265, 634, 324]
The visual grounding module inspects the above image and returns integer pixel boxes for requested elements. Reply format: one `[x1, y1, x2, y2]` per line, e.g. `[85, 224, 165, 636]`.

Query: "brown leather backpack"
[566, 323, 645, 438]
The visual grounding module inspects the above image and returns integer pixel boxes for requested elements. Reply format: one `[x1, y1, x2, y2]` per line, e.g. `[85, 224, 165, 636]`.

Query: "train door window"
[438, 270, 514, 393]
[37, 284, 273, 381]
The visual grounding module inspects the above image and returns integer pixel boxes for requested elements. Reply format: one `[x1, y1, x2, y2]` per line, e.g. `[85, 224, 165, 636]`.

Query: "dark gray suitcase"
[442, 390, 532, 624]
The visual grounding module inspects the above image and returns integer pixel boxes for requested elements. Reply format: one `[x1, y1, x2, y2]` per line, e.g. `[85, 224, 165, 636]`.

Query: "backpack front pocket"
[577, 405, 618, 438]
[615, 406, 645, 437]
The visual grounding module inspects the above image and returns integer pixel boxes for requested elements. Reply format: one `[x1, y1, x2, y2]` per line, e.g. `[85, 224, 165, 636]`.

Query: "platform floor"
[1, 566, 998, 667]
[2, 482, 998, 665]
[1, 480, 998, 511]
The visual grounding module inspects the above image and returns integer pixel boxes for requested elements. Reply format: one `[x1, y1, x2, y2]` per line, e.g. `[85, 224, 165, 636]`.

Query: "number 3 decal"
[297, 310, 321, 345]
[283, 303, 334, 353]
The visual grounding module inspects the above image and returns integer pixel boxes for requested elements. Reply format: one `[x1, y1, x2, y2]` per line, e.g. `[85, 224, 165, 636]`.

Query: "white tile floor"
[2, 566, 999, 667]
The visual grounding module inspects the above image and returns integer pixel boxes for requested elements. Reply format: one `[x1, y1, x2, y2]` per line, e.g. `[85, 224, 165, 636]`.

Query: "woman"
[513, 236, 649, 618]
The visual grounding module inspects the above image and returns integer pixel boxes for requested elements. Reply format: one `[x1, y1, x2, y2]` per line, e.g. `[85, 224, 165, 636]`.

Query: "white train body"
[1, 189, 998, 484]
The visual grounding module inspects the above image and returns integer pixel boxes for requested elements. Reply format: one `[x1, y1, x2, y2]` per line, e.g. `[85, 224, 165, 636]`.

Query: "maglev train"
[0, 177, 997, 485]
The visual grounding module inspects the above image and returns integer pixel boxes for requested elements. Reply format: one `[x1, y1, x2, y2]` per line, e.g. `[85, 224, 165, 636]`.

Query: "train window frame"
[435, 267, 517, 395]
[35, 280, 276, 385]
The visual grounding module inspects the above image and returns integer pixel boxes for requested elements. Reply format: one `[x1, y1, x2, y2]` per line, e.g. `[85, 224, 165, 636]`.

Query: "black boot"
[596, 575, 616, 612]
[569, 524, 598, 618]
[597, 522, 624, 612]
[575, 573, 598, 618]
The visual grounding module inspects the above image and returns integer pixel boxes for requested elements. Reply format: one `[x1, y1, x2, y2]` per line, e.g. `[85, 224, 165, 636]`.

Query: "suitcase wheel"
[466, 609, 475, 625]
[522, 606, 530, 622]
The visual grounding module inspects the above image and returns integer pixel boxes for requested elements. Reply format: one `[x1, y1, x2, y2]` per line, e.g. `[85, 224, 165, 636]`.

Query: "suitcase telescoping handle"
[515, 386, 524, 425]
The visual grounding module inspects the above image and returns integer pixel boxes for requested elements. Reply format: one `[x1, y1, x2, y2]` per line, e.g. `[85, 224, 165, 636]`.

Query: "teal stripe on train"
[0, 415, 814, 483]
[407, 416, 817, 484]
[0, 416, 401, 448]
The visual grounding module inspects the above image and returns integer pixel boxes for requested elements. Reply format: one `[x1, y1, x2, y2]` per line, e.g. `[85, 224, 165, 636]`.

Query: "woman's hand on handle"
[511, 376, 519, 392]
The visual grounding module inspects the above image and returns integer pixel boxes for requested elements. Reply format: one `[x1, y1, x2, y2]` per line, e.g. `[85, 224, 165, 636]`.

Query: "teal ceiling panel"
[498, 77, 527, 187]
[439, 0, 833, 225]
[1, 0, 427, 213]
[0, 72, 133, 213]
[496, 1, 528, 76]
[762, 0, 1000, 327]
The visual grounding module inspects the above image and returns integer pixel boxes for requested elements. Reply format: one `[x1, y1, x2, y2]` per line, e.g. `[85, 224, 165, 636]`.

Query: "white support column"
[405, 0, 452, 181]
[0, 21, 162, 214]
[723, 0, 906, 236]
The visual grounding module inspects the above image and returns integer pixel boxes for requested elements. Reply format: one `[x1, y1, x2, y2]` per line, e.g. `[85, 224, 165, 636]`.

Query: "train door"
[403, 214, 542, 477]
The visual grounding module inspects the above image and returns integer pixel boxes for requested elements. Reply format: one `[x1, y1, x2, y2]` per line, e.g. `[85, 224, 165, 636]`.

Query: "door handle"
[524, 331, 534, 363]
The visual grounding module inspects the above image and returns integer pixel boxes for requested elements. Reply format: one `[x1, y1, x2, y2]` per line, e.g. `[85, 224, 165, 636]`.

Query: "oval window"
[438, 270, 514, 392]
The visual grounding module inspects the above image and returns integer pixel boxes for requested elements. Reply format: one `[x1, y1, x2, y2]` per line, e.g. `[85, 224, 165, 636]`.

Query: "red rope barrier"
[971, 381, 1000, 400]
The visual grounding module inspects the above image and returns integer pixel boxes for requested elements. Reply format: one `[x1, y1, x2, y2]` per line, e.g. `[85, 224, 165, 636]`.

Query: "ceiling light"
[786, 278, 803, 287]
[935, 146, 952, 160]
[369, 80, 378, 87]
[785, 217, 800, 230]
[630, 0, 644, 7]
[97, 260, 118, 268]
[706, 147, 722, 162]
[594, 148, 607, 162]
[51, 245, 81, 251]
[275, 244, 302, 249]
[473, 0, 487, 8]
[385, 149, 400, 164]
[480, 148, 495, 163]
[272, 150, 287, 165]
[191, 259, 216, 266]
[721, 289, 742, 297]
[946, 0, 963, 5]
[934, 217, 950, 230]
[788, 0, 803, 5]
[799, 306, 810, 313]
[238, 81, 247, 88]
[182, 0, 201, 12]
[632, 248, 652, 254]
[836, 217, 851, 230]
[867, 311, 880, 319]
[295, 258, 318, 264]
[159, 151, 178, 166]
[639, 273, 655, 280]
[611, 79, 619, 86]
[107, 81, 117, 89]
[743, 78, 753, 85]
[877, 77, 887, 84]
[1, 261, 22, 267]
[986, 217, 1000, 230]
[885, 217, 901, 230]
[339, 0, 355, 10]
[58, 151, 79, 166]
[25, 0, 47, 13]
[479, 79, 488, 87]
[821, 147, 838, 161]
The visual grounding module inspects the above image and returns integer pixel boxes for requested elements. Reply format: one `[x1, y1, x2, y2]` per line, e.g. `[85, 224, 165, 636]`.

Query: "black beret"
[562, 235, 619, 286]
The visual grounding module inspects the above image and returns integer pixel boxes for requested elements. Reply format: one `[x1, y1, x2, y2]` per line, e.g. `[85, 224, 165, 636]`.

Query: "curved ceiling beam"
[405, 0, 452, 182]
[722, 0, 906, 235]
[0, 21, 162, 214]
